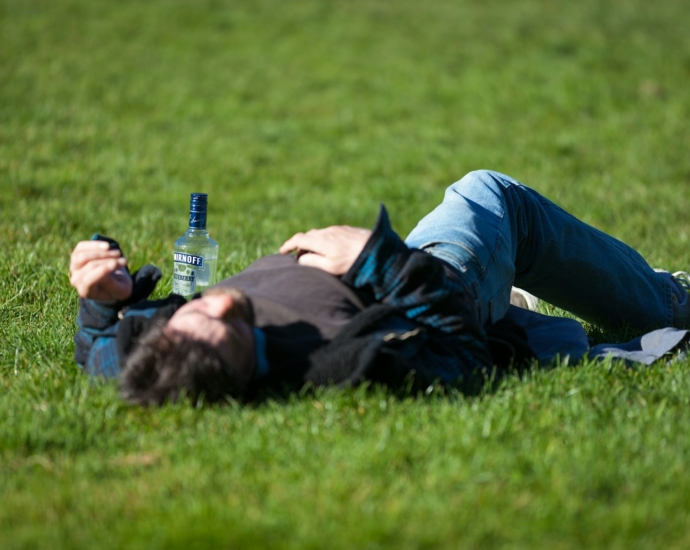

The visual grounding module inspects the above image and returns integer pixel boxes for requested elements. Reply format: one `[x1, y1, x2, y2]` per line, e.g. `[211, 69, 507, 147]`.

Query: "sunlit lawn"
[2, 0, 690, 547]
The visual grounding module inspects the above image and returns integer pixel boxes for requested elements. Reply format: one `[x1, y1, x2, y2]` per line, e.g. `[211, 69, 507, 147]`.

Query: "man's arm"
[280, 206, 485, 336]
[279, 225, 372, 275]
[281, 206, 492, 385]
[69, 238, 134, 375]
[70, 237, 163, 377]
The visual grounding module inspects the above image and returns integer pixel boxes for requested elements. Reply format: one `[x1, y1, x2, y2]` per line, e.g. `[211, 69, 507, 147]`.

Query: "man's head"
[120, 287, 256, 406]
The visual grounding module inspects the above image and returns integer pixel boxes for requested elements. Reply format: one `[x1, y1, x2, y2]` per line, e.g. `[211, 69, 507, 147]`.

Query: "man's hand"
[279, 225, 372, 275]
[69, 241, 133, 302]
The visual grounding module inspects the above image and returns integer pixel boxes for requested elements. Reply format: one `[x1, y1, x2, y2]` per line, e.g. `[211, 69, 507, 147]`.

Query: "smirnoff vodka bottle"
[173, 193, 218, 298]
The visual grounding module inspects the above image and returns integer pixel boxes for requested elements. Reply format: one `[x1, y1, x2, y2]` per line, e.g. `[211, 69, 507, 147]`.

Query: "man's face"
[165, 287, 256, 377]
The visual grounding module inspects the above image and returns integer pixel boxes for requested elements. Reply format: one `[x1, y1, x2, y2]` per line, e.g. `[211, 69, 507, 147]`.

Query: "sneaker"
[671, 271, 690, 328]
[510, 287, 540, 311]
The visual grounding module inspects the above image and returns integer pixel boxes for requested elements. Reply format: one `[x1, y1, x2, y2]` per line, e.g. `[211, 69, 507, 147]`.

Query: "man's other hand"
[279, 226, 372, 275]
[69, 241, 133, 302]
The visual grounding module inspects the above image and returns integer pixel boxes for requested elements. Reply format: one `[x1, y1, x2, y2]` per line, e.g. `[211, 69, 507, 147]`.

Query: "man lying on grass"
[70, 171, 690, 405]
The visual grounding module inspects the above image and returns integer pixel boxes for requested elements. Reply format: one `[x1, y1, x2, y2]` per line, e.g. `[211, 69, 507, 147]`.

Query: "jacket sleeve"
[73, 262, 163, 378]
[341, 205, 485, 338]
[73, 299, 123, 378]
[340, 205, 492, 379]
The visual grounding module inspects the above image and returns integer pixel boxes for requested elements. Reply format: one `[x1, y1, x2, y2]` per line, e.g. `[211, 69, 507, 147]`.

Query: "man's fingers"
[70, 258, 127, 297]
[279, 232, 320, 255]
[279, 225, 372, 275]
[73, 240, 111, 252]
[295, 252, 337, 274]
[70, 258, 122, 286]
[69, 243, 122, 273]
[70, 249, 122, 273]
[279, 233, 304, 254]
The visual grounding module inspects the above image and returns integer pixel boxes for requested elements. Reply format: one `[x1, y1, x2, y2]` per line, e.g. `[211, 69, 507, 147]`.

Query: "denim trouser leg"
[404, 170, 674, 330]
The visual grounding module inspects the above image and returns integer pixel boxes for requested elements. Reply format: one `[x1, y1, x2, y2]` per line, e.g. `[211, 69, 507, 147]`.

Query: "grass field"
[2, 0, 690, 547]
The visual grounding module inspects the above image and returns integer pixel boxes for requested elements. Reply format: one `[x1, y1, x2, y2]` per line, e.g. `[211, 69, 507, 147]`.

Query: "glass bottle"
[173, 193, 218, 298]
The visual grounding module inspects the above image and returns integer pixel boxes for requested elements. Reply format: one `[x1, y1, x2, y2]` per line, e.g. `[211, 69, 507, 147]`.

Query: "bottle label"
[173, 253, 204, 267]
[173, 254, 204, 295]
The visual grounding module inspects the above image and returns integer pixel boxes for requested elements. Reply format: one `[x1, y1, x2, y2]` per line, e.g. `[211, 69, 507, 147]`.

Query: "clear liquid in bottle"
[173, 193, 218, 298]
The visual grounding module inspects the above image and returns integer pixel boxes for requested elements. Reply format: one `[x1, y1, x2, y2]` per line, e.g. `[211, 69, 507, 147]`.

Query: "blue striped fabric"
[341, 205, 491, 384]
[74, 299, 161, 378]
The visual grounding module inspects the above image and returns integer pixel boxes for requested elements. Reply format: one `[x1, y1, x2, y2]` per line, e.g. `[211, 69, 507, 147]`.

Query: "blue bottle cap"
[190, 193, 208, 212]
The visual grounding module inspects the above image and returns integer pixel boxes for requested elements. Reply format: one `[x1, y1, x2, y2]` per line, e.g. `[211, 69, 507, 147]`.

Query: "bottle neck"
[188, 209, 207, 230]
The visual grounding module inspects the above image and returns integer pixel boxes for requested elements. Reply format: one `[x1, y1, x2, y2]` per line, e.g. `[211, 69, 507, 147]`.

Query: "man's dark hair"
[120, 319, 249, 406]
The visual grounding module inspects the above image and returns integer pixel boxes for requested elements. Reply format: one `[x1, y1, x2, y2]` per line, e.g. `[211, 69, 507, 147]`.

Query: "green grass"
[2, 0, 690, 547]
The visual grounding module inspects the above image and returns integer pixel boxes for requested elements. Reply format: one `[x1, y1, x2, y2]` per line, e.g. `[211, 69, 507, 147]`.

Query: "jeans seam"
[417, 241, 484, 272]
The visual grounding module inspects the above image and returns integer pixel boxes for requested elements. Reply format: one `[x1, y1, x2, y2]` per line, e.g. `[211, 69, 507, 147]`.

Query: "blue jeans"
[405, 170, 675, 330]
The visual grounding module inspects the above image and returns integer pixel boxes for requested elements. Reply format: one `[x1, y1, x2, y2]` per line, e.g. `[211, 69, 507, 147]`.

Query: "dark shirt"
[214, 254, 368, 376]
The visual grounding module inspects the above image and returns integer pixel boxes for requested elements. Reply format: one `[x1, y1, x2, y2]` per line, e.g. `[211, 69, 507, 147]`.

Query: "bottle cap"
[190, 193, 208, 212]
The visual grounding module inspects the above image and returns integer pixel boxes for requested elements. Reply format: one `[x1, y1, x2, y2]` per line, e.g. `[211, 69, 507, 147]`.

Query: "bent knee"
[459, 170, 517, 187]
[447, 170, 520, 198]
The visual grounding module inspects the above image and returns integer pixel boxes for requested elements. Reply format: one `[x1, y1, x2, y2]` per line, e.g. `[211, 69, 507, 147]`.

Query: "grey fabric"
[504, 305, 690, 366]
[590, 327, 690, 365]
